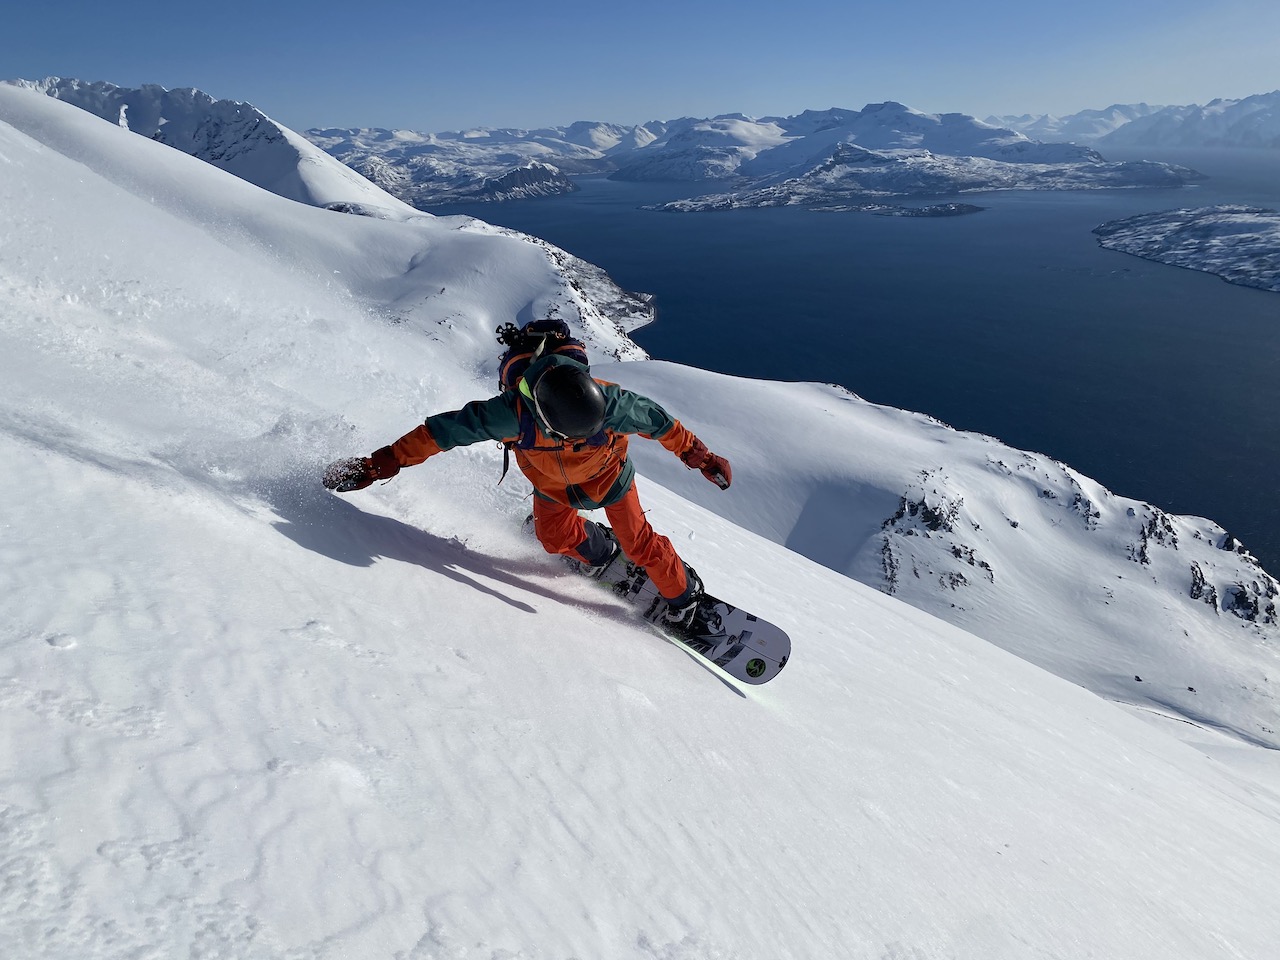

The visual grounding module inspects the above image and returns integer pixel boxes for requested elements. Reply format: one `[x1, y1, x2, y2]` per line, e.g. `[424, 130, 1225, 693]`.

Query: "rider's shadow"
[261, 477, 747, 696]
[265, 480, 621, 617]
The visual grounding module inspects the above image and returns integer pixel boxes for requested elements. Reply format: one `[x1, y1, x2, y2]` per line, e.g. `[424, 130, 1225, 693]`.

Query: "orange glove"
[681, 438, 732, 490]
[322, 447, 400, 492]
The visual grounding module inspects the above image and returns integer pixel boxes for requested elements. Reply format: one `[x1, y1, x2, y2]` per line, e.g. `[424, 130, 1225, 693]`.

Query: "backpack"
[494, 319, 598, 482]
[496, 318, 588, 391]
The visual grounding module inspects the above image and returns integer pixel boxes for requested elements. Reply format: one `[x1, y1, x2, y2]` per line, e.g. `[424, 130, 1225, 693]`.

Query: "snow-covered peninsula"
[1094, 205, 1280, 293]
[3, 82, 1280, 959]
[648, 140, 1199, 212]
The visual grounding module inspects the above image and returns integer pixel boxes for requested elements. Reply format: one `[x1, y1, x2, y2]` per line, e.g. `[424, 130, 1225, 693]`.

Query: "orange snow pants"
[532, 482, 689, 600]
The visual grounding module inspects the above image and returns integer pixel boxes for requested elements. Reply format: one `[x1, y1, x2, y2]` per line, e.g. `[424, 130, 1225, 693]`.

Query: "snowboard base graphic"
[601, 555, 791, 685]
[529, 516, 791, 684]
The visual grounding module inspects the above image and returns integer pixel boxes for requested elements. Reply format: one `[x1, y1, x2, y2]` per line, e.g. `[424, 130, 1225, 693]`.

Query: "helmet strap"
[519, 375, 569, 441]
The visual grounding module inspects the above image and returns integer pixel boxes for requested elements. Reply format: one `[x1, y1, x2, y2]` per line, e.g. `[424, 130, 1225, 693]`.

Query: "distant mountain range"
[990, 91, 1280, 148]
[15, 78, 1269, 215]
[306, 102, 1205, 210]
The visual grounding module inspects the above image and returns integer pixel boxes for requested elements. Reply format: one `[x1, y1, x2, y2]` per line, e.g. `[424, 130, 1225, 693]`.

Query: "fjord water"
[435, 148, 1280, 573]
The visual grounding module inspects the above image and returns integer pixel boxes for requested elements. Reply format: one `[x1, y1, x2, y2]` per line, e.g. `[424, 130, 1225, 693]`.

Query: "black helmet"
[531, 363, 606, 439]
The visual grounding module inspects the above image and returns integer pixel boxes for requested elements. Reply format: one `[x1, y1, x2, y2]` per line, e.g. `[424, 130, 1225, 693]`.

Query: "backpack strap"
[496, 386, 544, 484]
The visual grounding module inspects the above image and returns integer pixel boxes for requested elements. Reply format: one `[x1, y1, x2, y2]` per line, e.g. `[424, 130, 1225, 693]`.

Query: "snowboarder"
[322, 350, 733, 626]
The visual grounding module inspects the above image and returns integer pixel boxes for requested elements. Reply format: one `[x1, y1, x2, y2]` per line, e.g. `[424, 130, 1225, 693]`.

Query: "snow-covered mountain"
[643, 103, 1208, 210]
[306, 101, 1201, 210]
[6, 77, 419, 215]
[1095, 205, 1280, 292]
[1101, 91, 1280, 148]
[4, 83, 1280, 958]
[996, 92, 1280, 148]
[604, 103, 1103, 184]
[621, 363, 1280, 751]
[19, 79, 1200, 215]
[989, 103, 1167, 143]
[607, 114, 795, 180]
[4, 77, 655, 334]
[305, 121, 646, 204]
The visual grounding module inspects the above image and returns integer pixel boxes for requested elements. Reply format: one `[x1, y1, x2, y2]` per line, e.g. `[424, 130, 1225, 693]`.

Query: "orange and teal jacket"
[383, 355, 700, 510]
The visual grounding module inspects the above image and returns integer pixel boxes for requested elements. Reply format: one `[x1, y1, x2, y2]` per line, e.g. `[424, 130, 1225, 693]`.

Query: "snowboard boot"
[661, 565, 704, 630]
[577, 525, 622, 579]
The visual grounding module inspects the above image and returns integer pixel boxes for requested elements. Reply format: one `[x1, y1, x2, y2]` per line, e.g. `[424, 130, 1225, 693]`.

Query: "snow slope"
[5, 77, 420, 215]
[619, 365, 1280, 751]
[4, 84, 1280, 960]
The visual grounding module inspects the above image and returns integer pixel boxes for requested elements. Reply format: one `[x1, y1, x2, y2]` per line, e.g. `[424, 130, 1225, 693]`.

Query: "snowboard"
[529, 517, 791, 685]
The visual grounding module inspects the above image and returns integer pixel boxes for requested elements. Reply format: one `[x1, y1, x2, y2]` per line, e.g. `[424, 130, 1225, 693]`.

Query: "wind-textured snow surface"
[4, 84, 1280, 960]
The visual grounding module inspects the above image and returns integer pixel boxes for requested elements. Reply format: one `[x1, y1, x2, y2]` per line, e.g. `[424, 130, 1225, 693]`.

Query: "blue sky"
[7, 0, 1278, 131]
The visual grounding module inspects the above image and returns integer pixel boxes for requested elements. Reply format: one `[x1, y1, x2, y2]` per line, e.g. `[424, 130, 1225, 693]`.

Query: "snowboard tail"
[549, 521, 791, 685]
